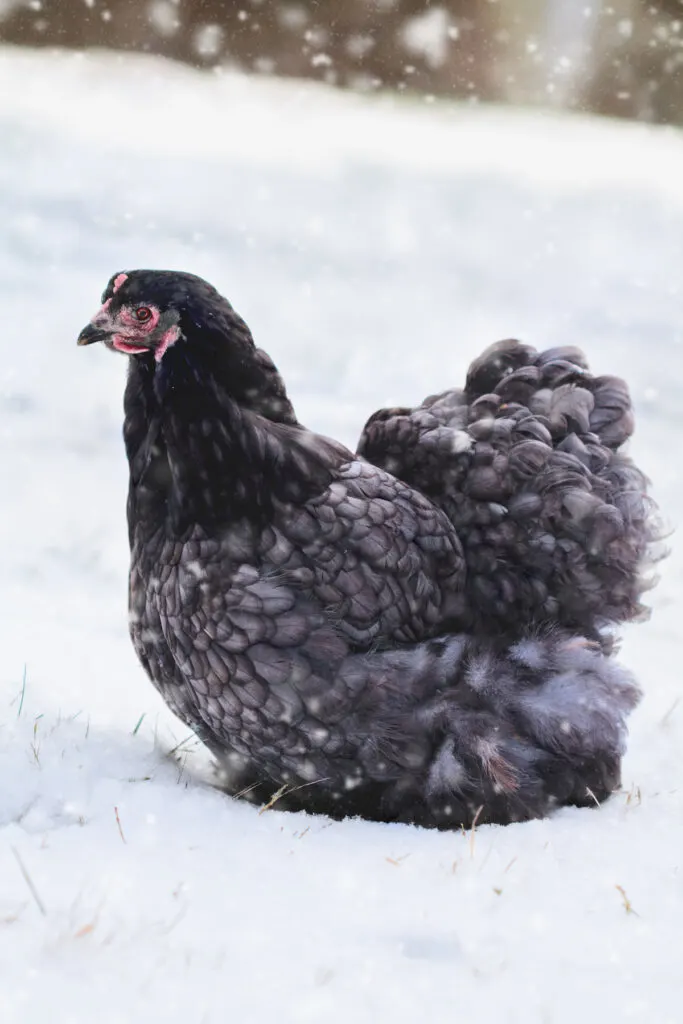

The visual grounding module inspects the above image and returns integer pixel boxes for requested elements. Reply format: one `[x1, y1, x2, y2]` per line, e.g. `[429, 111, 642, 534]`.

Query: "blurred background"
[2, 0, 683, 125]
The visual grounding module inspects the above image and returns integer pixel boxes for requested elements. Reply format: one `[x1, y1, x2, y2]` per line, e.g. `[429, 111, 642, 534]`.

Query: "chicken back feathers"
[77, 271, 654, 829]
[358, 339, 661, 640]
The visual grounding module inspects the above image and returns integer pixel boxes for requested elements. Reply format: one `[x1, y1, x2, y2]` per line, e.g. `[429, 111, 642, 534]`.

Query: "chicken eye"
[135, 306, 153, 323]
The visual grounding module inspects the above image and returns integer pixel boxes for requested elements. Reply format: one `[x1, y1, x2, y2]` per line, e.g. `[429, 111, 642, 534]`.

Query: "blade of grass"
[17, 665, 27, 718]
[131, 713, 146, 736]
[11, 846, 46, 917]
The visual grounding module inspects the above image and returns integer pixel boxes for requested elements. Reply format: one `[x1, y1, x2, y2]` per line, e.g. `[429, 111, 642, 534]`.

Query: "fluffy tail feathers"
[218, 627, 641, 830]
[465, 339, 635, 449]
[357, 338, 664, 637]
[363, 629, 641, 828]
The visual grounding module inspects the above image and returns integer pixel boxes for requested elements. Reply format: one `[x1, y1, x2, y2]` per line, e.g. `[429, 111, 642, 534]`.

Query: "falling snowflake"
[193, 23, 223, 59]
[401, 7, 451, 70]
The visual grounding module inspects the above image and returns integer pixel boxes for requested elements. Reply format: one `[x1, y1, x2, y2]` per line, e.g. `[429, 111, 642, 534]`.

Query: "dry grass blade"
[469, 805, 484, 858]
[615, 884, 639, 916]
[258, 784, 289, 814]
[16, 665, 27, 718]
[661, 697, 680, 727]
[258, 776, 332, 815]
[11, 846, 46, 917]
[625, 784, 642, 807]
[234, 781, 263, 801]
[166, 735, 200, 758]
[114, 806, 127, 844]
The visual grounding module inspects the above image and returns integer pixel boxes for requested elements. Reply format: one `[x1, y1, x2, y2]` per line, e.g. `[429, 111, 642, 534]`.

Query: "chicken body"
[78, 271, 647, 828]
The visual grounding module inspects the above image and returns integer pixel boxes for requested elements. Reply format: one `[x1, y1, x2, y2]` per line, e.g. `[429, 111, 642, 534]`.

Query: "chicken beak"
[77, 323, 108, 346]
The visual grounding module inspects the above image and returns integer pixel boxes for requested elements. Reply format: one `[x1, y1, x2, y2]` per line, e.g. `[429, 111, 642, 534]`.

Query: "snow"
[401, 8, 452, 69]
[1, 44, 682, 1023]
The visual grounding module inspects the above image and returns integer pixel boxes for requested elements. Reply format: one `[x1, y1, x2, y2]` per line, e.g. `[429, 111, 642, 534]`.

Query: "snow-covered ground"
[1, 45, 682, 1023]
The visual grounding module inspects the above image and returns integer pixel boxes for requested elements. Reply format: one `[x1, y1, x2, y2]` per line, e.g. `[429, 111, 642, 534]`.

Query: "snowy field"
[1, 44, 682, 1024]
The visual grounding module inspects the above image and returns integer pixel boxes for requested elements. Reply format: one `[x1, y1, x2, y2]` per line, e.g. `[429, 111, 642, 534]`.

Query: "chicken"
[77, 270, 643, 829]
[358, 339, 661, 643]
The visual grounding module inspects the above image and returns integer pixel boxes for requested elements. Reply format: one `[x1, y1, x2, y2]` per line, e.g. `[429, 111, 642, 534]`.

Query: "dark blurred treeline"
[2, 0, 683, 125]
